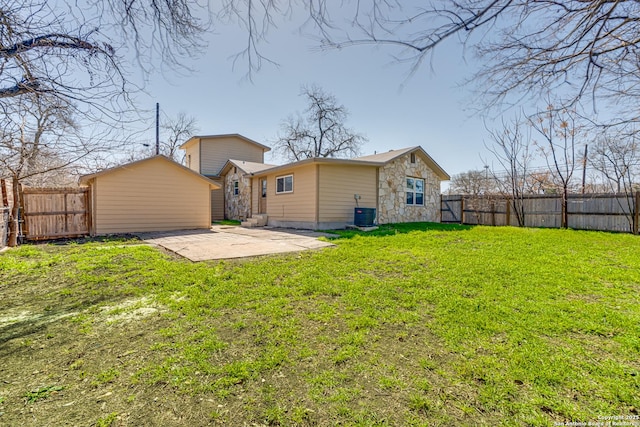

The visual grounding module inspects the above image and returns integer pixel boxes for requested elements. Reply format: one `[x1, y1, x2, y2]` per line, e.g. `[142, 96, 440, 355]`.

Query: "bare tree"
[531, 106, 583, 228]
[18, 0, 627, 126]
[300, 2, 640, 124]
[590, 130, 640, 232]
[590, 133, 639, 194]
[527, 171, 557, 195]
[0, 94, 98, 246]
[0, 0, 211, 246]
[0, 0, 206, 113]
[449, 170, 493, 196]
[161, 112, 199, 163]
[486, 114, 534, 226]
[214, 2, 640, 131]
[448, 168, 499, 224]
[0, 1, 116, 102]
[274, 85, 366, 161]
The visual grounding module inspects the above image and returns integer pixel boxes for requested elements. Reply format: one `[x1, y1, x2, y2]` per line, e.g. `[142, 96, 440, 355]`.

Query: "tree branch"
[0, 79, 40, 98]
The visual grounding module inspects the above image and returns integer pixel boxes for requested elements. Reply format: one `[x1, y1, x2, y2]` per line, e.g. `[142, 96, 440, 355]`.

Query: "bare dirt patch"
[100, 297, 163, 323]
[0, 291, 176, 426]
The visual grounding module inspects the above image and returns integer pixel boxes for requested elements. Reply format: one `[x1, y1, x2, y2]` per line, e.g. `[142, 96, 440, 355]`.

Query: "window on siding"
[406, 177, 424, 206]
[276, 175, 293, 194]
[233, 181, 239, 195]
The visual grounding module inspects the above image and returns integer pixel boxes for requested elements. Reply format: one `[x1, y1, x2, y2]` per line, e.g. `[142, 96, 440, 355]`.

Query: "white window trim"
[233, 180, 239, 196]
[406, 177, 425, 206]
[276, 174, 294, 194]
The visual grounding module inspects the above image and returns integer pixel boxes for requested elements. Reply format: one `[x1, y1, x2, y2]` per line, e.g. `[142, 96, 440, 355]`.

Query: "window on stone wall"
[276, 174, 293, 194]
[410, 152, 416, 163]
[406, 177, 424, 206]
[233, 181, 239, 196]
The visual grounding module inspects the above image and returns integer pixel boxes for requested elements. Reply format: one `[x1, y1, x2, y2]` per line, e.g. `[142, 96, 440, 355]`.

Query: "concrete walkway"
[137, 226, 336, 261]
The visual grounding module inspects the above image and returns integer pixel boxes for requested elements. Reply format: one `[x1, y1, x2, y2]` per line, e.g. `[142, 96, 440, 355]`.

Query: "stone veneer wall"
[224, 169, 252, 220]
[377, 153, 441, 224]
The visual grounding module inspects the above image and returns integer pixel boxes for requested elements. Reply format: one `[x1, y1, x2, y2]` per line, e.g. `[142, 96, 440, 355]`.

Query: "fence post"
[490, 200, 496, 226]
[634, 192, 639, 235]
[19, 183, 27, 240]
[63, 192, 69, 233]
[506, 198, 511, 226]
[460, 196, 465, 225]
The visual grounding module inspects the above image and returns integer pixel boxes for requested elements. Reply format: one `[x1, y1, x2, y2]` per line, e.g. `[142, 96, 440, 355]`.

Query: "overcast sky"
[132, 7, 501, 180]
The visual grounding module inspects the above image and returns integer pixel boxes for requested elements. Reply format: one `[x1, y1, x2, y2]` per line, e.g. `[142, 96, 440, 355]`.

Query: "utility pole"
[155, 102, 160, 155]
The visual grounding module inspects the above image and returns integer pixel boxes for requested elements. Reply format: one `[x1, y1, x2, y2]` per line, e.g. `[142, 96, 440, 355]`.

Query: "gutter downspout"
[315, 164, 320, 229]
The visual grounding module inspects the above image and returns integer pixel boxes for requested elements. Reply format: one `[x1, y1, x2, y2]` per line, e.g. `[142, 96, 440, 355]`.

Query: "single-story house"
[218, 146, 449, 230]
[79, 155, 219, 235]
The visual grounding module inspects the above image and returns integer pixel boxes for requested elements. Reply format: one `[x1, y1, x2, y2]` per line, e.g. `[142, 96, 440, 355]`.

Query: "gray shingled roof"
[227, 159, 278, 174]
[353, 147, 418, 163]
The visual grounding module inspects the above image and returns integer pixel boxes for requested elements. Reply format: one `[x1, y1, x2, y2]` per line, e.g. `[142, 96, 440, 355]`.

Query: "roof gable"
[220, 159, 278, 176]
[79, 155, 220, 188]
[353, 147, 417, 163]
[179, 133, 271, 152]
[355, 146, 450, 180]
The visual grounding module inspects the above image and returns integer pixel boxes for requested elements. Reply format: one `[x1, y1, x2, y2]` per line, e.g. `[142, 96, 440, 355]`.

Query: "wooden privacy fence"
[442, 193, 640, 234]
[21, 187, 91, 240]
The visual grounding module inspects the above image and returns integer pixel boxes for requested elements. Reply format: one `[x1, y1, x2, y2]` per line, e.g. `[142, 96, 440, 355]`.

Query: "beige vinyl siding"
[200, 136, 265, 175]
[318, 164, 377, 224]
[93, 158, 211, 234]
[265, 164, 317, 225]
[211, 182, 224, 221]
[251, 178, 260, 215]
[184, 144, 200, 173]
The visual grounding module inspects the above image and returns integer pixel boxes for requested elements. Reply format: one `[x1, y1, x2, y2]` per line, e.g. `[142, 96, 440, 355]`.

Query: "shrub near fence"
[441, 193, 640, 234]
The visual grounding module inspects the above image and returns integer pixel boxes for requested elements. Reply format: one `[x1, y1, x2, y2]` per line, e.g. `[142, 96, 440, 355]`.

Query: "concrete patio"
[137, 225, 336, 261]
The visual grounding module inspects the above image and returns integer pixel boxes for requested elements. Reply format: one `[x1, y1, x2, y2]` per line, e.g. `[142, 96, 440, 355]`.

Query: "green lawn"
[0, 224, 639, 426]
